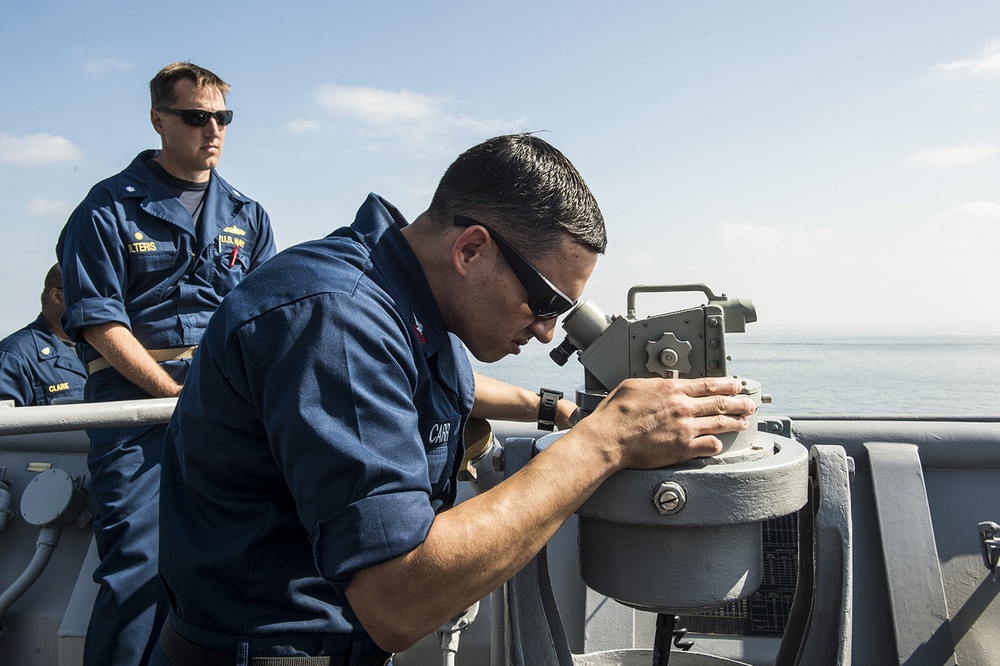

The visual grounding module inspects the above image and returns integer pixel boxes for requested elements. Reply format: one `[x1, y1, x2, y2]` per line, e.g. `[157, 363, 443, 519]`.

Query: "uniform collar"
[117, 150, 249, 201]
[353, 194, 450, 357]
[27, 315, 79, 370]
[116, 150, 252, 237]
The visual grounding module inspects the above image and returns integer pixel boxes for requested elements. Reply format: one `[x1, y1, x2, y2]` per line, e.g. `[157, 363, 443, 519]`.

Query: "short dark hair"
[428, 134, 607, 257]
[150, 62, 230, 109]
[41, 263, 62, 307]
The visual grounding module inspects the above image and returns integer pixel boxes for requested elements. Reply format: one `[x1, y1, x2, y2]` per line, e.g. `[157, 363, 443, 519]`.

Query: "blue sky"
[1, 1, 998, 338]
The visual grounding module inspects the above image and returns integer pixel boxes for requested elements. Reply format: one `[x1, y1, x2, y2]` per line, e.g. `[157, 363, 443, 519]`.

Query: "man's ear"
[451, 226, 490, 277]
[49, 288, 64, 306]
[150, 108, 165, 136]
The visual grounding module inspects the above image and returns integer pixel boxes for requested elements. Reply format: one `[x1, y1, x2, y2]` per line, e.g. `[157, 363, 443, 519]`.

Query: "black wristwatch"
[537, 388, 563, 431]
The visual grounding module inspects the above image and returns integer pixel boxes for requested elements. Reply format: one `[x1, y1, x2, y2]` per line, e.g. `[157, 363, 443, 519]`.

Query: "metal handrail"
[0, 398, 177, 436]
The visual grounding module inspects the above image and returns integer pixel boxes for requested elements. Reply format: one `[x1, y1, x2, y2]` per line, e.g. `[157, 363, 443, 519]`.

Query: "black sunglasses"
[156, 107, 234, 127]
[454, 215, 576, 320]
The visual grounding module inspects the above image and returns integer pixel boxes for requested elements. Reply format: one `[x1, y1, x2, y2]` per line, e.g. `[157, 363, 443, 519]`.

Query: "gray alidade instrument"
[546, 284, 808, 612]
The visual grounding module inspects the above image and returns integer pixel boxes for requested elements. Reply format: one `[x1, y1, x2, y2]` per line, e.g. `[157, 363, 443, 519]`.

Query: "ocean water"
[469, 333, 1000, 417]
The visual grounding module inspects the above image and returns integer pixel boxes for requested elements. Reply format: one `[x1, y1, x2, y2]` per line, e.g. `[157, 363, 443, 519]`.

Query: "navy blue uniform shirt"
[0, 315, 87, 406]
[159, 194, 475, 657]
[57, 149, 276, 401]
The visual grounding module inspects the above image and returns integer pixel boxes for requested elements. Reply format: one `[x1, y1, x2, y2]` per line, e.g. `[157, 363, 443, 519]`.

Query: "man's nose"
[529, 318, 557, 344]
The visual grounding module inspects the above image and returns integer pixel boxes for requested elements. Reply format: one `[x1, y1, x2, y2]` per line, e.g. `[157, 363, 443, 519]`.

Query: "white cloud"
[311, 84, 525, 149]
[932, 41, 1000, 78]
[82, 57, 133, 77]
[315, 85, 440, 124]
[0, 133, 83, 166]
[937, 200, 1000, 221]
[27, 198, 72, 217]
[285, 119, 321, 133]
[912, 143, 996, 167]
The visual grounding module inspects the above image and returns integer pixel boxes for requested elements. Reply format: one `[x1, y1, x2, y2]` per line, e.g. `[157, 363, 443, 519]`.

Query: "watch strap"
[537, 388, 563, 431]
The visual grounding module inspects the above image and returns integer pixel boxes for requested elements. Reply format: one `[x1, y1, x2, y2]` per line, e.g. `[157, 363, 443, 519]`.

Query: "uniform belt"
[160, 619, 391, 666]
[86, 346, 197, 374]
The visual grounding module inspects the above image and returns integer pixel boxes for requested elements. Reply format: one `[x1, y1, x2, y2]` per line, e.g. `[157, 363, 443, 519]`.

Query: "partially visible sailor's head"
[41, 262, 65, 316]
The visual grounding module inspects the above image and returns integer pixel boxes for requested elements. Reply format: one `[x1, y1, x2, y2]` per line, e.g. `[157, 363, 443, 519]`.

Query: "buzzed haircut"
[150, 62, 231, 108]
[429, 133, 607, 257]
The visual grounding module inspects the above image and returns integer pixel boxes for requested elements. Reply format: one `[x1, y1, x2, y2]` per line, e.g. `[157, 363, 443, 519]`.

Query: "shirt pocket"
[127, 246, 178, 274]
[418, 414, 462, 499]
[215, 242, 251, 273]
[211, 242, 251, 297]
[32, 381, 67, 406]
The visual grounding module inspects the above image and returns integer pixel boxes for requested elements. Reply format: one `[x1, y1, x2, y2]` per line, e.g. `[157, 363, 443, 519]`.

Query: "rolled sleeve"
[315, 491, 435, 591]
[58, 200, 130, 342]
[62, 297, 130, 341]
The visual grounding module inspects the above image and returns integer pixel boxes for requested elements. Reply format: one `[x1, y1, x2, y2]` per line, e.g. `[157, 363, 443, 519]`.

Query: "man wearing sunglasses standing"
[56, 62, 276, 666]
[151, 133, 754, 665]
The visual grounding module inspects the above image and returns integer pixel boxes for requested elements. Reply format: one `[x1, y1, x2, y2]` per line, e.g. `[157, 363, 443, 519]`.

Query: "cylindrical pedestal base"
[579, 518, 763, 612]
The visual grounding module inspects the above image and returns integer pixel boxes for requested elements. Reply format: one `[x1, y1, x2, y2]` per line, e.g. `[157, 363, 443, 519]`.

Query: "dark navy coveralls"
[57, 150, 276, 666]
[0, 314, 87, 406]
[153, 195, 474, 665]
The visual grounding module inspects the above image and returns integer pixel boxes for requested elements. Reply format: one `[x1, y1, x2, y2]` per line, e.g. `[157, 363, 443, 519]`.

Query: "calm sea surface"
[469, 334, 1000, 417]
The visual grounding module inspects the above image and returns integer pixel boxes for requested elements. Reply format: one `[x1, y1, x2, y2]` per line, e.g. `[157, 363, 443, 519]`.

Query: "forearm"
[346, 417, 615, 651]
[82, 322, 183, 398]
[471, 372, 578, 429]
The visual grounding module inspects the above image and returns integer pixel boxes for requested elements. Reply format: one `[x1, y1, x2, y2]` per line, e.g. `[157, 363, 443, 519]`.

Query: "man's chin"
[468, 346, 515, 364]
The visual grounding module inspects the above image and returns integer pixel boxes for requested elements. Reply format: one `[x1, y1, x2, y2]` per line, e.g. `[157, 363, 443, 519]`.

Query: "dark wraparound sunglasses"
[156, 107, 234, 127]
[454, 215, 576, 320]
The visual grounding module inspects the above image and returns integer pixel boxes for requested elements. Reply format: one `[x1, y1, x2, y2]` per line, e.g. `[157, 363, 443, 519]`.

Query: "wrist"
[563, 402, 584, 428]
[555, 399, 582, 431]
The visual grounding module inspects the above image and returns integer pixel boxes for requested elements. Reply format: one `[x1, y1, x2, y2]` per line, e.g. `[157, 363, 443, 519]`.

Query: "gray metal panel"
[499, 437, 573, 666]
[923, 469, 1000, 665]
[57, 536, 99, 666]
[0, 447, 94, 666]
[789, 419, 1000, 469]
[866, 442, 957, 666]
[769, 418, 1000, 665]
[775, 445, 853, 666]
